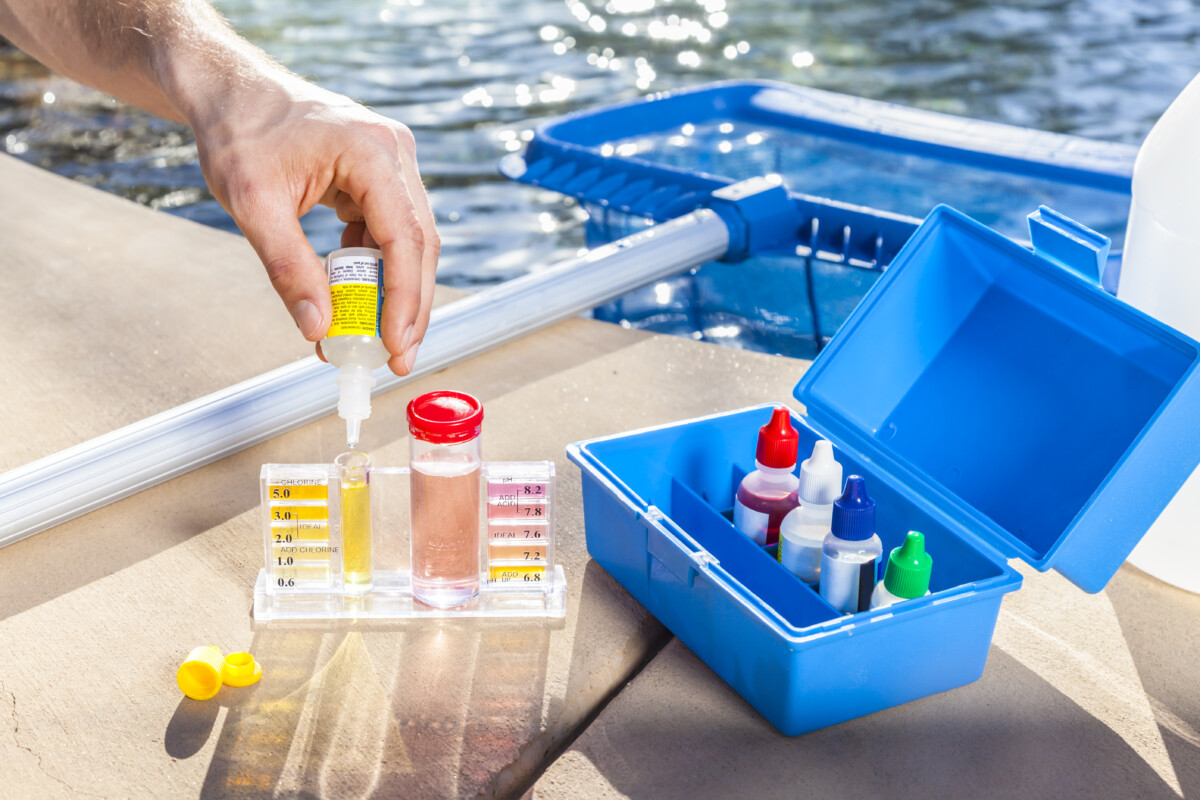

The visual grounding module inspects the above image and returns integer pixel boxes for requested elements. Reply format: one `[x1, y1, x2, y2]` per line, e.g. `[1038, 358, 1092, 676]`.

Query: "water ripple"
[2, 0, 1199, 287]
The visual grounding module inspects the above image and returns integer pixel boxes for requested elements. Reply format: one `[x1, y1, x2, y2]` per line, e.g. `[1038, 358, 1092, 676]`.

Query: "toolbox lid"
[794, 205, 1200, 592]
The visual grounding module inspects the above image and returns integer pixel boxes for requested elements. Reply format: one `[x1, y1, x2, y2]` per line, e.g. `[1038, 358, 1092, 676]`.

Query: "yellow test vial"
[336, 451, 373, 593]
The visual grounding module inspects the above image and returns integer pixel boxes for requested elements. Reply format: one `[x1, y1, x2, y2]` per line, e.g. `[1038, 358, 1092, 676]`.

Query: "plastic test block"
[261, 465, 337, 592]
[485, 461, 556, 589]
[253, 461, 565, 622]
[568, 205, 1200, 735]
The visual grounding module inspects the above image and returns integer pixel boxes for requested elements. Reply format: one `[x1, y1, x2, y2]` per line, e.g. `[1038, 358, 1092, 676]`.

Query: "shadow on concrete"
[487, 561, 672, 800]
[576, 643, 1187, 800]
[195, 617, 554, 799]
[165, 697, 221, 760]
[1105, 566, 1200, 800]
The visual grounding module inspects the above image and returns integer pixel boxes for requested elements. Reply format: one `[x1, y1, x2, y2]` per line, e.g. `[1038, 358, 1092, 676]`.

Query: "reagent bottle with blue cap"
[820, 476, 881, 614]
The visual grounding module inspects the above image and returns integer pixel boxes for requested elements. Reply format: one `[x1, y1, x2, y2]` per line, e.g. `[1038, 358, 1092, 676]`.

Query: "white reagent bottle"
[322, 247, 390, 449]
[820, 475, 882, 615]
[1116, 71, 1200, 595]
[870, 531, 933, 609]
[778, 440, 843, 582]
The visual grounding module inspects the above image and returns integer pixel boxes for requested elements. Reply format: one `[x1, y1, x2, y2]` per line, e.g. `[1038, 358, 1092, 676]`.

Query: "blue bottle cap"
[831, 475, 875, 541]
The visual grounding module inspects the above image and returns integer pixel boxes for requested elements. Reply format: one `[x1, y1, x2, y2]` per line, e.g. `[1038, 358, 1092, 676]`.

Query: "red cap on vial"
[406, 390, 483, 444]
[756, 406, 799, 469]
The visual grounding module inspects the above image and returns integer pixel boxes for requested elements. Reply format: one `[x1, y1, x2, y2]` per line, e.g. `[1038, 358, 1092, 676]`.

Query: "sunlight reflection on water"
[2, 0, 1198, 289]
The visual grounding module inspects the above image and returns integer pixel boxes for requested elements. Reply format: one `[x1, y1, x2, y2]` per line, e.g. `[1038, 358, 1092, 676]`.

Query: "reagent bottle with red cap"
[732, 407, 800, 546]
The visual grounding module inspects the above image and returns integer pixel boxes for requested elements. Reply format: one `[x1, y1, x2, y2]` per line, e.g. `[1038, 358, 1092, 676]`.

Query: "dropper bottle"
[870, 531, 933, 609]
[732, 407, 800, 546]
[819, 475, 882, 614]
[778, 440, 843, 582]
[321, 247, 390, 447]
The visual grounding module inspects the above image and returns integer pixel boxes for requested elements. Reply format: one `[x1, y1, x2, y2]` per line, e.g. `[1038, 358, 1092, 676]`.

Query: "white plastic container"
[778, 439, 843, 582]
[1116, 72, 1200, 594]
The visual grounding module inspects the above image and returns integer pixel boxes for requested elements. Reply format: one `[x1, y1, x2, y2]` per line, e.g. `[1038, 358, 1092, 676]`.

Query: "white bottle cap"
[336, 363, 376, 448]
[798, 440, 842, 505]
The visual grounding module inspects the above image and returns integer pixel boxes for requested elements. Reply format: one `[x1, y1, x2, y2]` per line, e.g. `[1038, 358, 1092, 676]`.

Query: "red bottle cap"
[406, 390, 483, 444]
[756, 406, 799, 468]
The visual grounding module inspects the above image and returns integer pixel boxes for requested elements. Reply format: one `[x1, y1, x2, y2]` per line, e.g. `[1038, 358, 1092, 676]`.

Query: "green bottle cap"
[883, 531, 933, 599]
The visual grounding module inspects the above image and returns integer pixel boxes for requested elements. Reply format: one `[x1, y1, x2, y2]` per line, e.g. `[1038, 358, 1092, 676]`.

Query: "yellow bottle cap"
[222, 652, 262, 687]
[177, 645, 225, 700]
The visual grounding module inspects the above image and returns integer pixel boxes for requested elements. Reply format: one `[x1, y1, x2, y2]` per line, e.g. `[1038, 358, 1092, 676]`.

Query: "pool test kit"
[568, 205, 1200, 735]
[254, 458, 563, 620]
[254, 390, 564, 621]
[248, 250, 566, 624]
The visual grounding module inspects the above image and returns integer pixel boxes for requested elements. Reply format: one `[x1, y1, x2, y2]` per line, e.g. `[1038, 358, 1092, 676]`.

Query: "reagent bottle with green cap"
[871, 531, 933, 609]
[778, 439, 843, 582]
[820, 475, 881, 614]
[321, 247, 390, 448]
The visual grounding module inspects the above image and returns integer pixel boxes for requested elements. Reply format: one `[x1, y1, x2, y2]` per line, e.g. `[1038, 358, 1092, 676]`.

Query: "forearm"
[1, 0, 440, 376]
[0, 0, 282, 125]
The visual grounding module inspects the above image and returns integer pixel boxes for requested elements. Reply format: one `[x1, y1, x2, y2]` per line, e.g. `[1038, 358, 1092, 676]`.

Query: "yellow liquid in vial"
[340, 472, 373, 591]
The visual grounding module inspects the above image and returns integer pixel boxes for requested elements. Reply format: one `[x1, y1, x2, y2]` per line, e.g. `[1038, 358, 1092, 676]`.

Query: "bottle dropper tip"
[346, 417, 362, 451]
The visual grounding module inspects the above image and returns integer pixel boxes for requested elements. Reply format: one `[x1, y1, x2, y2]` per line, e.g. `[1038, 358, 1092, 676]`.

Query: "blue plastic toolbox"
[567, 204, 1200, 735]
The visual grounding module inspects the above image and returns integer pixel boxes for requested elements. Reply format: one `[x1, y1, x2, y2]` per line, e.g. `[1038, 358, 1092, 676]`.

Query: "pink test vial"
[732, 406, 801, 546]
[407, 390, 484, 608]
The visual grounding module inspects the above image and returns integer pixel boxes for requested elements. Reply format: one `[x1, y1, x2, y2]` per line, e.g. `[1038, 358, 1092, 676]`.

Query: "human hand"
[186, 69, 438, 376]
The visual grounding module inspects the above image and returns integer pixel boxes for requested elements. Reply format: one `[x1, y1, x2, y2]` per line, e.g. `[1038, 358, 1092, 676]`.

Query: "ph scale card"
[261, 465, 338, 591]
[484, 462, 555, 587]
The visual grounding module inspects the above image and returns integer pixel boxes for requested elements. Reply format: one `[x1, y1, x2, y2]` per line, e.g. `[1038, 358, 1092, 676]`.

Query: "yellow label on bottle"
[327, 254, 382, 337]
[329, 283, 380, 337]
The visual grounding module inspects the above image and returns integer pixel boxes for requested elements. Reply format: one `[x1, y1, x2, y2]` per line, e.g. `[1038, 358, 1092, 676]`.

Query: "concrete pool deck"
[2, 153, 1198, 798]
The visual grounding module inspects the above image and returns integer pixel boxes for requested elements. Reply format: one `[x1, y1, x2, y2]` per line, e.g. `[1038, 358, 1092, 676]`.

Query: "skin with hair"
[0, 0, 439, 376]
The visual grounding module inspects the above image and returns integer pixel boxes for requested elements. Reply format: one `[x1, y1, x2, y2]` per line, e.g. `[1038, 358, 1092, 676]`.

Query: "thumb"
[237, 204, 331, 341]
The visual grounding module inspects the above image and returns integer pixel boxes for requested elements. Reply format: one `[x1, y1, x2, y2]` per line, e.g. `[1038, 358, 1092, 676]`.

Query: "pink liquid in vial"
[411, 460, 481, 608]
[734, 484, 799, 546]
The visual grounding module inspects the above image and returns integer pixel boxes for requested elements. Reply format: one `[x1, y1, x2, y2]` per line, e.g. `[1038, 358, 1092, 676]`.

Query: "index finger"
[339, 156, 425, 365]
[392, 139, 440, 368]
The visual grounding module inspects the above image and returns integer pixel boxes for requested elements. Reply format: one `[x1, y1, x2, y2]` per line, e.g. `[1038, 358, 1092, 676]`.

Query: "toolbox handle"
[1027, 206, 1112, 290]
[644, 507, 712, 588]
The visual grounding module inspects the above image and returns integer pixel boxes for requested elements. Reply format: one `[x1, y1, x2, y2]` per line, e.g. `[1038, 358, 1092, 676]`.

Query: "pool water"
[608, 117, 1132, 244]
[2, 0, 1198, 348]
